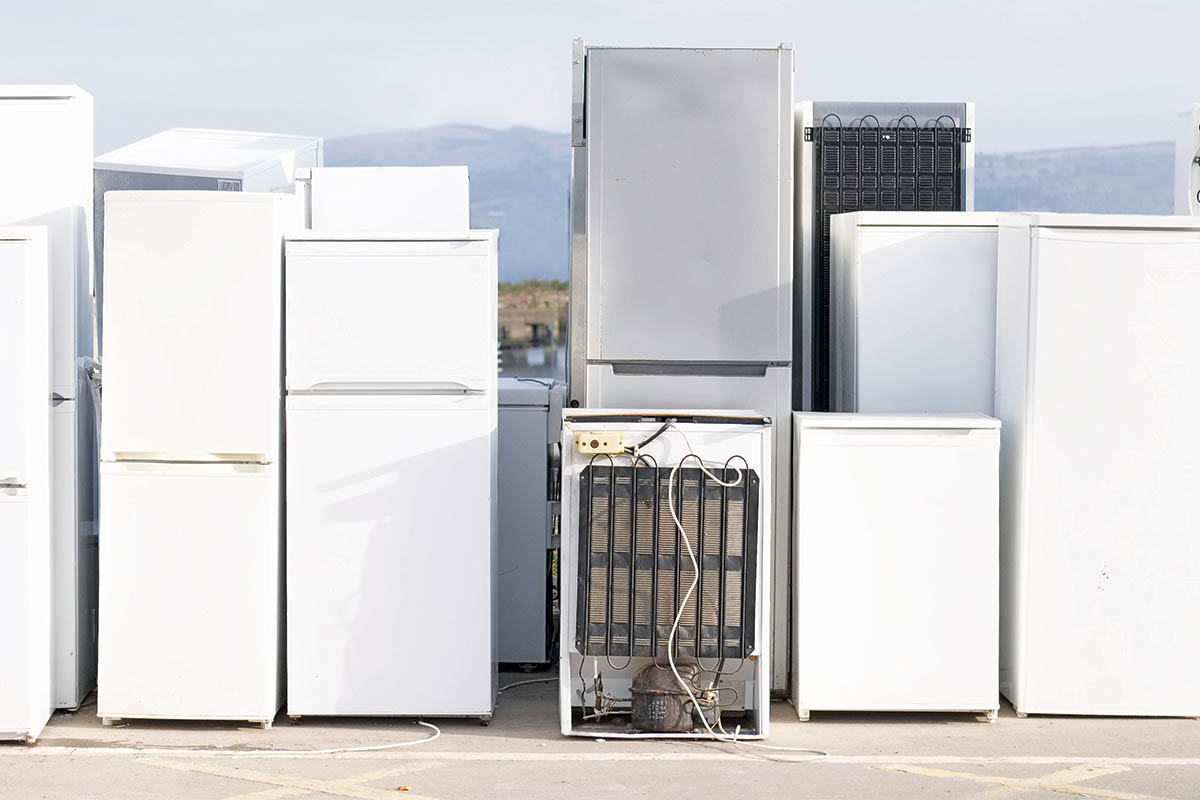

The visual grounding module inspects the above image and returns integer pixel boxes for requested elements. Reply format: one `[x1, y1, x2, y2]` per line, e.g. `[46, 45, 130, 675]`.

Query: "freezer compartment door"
[101, 193, 289, 459]
[285, 238, 496, 391]
[584, 48, 792, 363]
[97, 461, 281, 720]
[497, 404, 549, 664]
[286, 393, 495, 716]
[585, 363, 791, 692]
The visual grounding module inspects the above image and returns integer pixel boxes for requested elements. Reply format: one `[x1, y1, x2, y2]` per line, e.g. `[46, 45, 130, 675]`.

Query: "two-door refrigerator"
[0, 229, 53, 742]
[568, 43, 795, 693]
[98, 191, 296, 726]
[0, 85, 97, 711]
[996, 213, 1200, 717]
[285, 231, 498, 720]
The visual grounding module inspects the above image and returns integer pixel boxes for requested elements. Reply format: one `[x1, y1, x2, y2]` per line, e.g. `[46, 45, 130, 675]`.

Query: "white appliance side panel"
[586, 48, 792, 363]
[102, 194, 290, 459]
[0, 95, 93, 393]
[843, 225, 998, 415]
[309, 167, 471, 232]
[286, 394, 495, 716]
[98, 463, 281, 721]
[286, 238, 496, 389]
[497, 405, 549, 664]
[1176, 105, 1199, 216]
[585, 365, 791, 692]
[793, 425, 999, 712]
[1019, 229, 1200, 716]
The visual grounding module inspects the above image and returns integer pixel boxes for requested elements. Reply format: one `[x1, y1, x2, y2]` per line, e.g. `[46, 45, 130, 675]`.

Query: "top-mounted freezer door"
[0, 233, 49, 488]
[285, 234, 497, 391]
[101, 192, 295, 460]
[584, 47, 793, 363]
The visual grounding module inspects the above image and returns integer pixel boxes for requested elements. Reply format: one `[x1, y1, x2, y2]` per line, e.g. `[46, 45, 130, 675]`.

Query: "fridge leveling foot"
[479, 715, 492, 727]
[1015, 711, 1028, 719]
[255, 719, 273, 730]
[985, 709, 999, 723]
[101, 717, 119, 727]
[797, 709, 811, 722]
[288, 715, 302, 724]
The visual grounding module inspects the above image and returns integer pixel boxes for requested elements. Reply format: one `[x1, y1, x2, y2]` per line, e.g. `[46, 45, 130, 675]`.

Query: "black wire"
[625, 420, 672, 454]
[512, 376, 555, 387]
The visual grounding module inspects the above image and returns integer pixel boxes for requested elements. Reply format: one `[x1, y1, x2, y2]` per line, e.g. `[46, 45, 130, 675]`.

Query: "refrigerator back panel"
[803, 101, 972, 411]
[285, 236, 497, 391]
[102, 193, 294, 460]
[582, 46, 793, 363]
[575, 464, 759, 660]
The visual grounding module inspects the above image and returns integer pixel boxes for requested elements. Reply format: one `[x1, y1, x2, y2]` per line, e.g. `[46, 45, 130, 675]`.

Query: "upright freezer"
[829, 211, 999, 414]
[1176, 104, 1199, 216]
[98, 191, 297, 726]
[0, 229, 53, 742]
[996, 213, 1200, 717]
[285, 231, 498, 720]
[94, 128, 322, 352]
[568, 42, 796, 693]
[792, 413, 1000, 721]
[795, 100, 975, 413]
[0, 85, 97, 711]
[497, 377, 564, 665]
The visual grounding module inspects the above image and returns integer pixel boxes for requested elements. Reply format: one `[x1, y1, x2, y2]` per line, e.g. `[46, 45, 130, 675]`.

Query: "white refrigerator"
[285, 231, 498, 720]
[98, 191, 296, 726]
[996, 213, 1200, 717]
[792, 412, 1000, 721]
[829, 211, 999, 414]
[0, 85, 97, 711]
[0, 229, 53, 742]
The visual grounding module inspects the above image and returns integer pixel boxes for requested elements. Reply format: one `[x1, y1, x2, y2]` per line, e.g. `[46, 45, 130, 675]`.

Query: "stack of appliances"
[1177, 104, 1199, 216]
[98, 192, 297, 726]
[828, 211, 999, 414]
[792, 412, 1000, 720]
[284, 231, 498, 720]
[795, 101, 975, 413]
[93, 128, 323, 351]
[559, 411, 774, 738]
[294, 166, 470, 231]
[995, 213, 1200, 717]
[0, 229, 53, 742]
[498, 377, 565, 665]
[568, 42, 795, 693]
[0, 85, 97, 713]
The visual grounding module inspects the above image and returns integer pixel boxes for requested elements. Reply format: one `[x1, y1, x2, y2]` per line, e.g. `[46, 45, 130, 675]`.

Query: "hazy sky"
[3, 0, 1197, 153]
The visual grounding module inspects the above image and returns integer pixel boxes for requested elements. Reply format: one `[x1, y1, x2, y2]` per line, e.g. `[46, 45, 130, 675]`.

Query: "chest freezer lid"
[288, 230, 497, 243]
[839, 211, 1000, 228]
[1002, 212, 1200, 231]
[795, 411, 999, 430]
[565, 409, 770, 425]
[96, 128, 322, 179]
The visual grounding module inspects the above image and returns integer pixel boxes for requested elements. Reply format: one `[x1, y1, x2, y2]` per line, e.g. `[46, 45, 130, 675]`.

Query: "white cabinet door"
[286, 237, 496, 391]
[285, 393, 495, 716]
[101, 193, 289, 460]
[98, 462, 281, 721]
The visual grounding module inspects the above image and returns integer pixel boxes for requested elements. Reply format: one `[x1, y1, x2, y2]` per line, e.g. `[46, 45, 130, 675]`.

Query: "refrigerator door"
[308, 167, 470, 232]
[286, 236, 497, 392]
[97, 460, 281, 722]
[102, 192, 293, 461]
[585, 363, 792, 693]
[793, 415, 999, 715]
[0, 232, 53, 742]
[583, 48, 793, 363]
[285, 392, 495, 716]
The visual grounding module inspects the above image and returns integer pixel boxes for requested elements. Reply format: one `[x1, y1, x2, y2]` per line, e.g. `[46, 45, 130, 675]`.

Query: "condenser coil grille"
[576, 464, 760, 659]
[811, 118, 968, 410]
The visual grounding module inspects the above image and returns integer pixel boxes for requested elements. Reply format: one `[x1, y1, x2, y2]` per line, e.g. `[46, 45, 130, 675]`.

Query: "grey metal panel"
[583, 46, 793, 364]
[93, 170, 222, 356]
[497, 404, 550, 664]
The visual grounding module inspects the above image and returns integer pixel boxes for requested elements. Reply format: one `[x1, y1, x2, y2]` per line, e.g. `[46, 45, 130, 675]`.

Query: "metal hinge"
[962, 128, 973, 143]
[804, 127, 814, 142]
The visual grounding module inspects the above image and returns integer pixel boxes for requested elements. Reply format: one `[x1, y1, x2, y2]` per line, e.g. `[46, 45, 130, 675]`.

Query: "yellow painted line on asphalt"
[138, 756, 442, 800]
[878, 762, 1176, 800]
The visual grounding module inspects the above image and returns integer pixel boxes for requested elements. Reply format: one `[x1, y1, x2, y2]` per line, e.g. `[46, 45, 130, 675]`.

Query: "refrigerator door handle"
[51, 392, 70, 406]
[290, 380, 486, 396]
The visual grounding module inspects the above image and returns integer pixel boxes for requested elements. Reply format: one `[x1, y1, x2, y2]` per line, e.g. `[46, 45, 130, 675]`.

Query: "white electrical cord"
[662, 425, 826, 758]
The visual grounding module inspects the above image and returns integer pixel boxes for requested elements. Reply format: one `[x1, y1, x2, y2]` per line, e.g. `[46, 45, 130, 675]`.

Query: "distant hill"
[327, 126, 1176, 281]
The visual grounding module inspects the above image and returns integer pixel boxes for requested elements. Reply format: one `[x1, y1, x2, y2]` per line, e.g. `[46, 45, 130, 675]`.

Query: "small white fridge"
[98, 191, 296, 726]
[829, 211, 999, 414]
[996, 213, 1200, 717]
[0, 229, 53, 742]
[285, 231, 498, 720]
[792, 412, 1000, 721]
